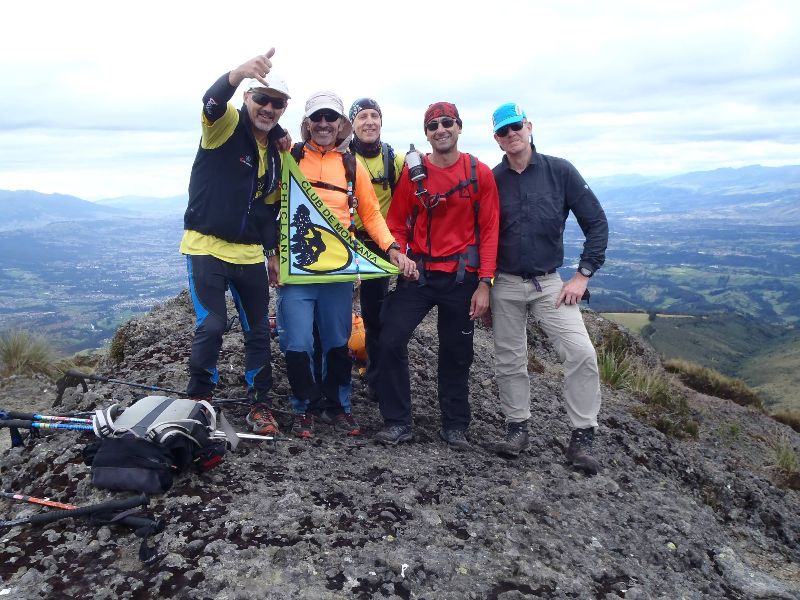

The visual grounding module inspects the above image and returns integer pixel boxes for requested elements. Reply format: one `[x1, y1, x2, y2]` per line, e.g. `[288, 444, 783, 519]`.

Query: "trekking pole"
[58, 369, 190, 397]
[0, 491, 77, 510]
[1, 418, 94, 449]
[0, 492, 164, 563]
[211, 431, 275, 442]
[0, 493, 149, 528]
[0, 409, 92, 425]
[0, 419, 94, 433]
[56, 369, 256, 406]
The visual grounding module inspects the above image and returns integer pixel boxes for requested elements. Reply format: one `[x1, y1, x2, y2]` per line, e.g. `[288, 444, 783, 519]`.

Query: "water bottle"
[405, 144, 427, 182]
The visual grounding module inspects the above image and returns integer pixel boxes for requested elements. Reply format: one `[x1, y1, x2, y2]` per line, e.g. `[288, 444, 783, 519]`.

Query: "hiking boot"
[246, 403, 280, 436]
[566, 427, 600, 475]
[334, 413, 361, 436]
[496, 421, 530, 457]
[291, 413, 314, 439]
[440, 429, 471, 451]
[314, 408, 338, 426]
[374, 424, 414, 446]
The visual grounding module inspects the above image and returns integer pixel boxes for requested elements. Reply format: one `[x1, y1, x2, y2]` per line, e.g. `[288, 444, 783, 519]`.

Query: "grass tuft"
[770, 437, 799, 475]
[663, 359, 763, 410]
[0, 329, 59, 378]
[596, 328, 697, 438]
[771, 410, 800, 433]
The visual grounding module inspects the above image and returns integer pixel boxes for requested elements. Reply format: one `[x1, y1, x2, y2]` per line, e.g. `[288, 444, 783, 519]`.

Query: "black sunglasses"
[250, 93, 287, 109]
[309, 109, 341, 123]
[495, 121, 525, 137]
[426, 118, 456, 132]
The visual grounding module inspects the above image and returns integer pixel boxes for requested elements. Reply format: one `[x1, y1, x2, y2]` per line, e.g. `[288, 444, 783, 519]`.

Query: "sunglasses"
[495, 121, 525, 137]
[250, 93, 287, 109]
[425, 118, 456, 132]
[309, 109, 341, 123]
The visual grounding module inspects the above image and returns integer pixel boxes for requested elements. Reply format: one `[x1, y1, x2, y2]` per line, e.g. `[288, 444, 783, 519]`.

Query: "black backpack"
[83, 397, 234, 495]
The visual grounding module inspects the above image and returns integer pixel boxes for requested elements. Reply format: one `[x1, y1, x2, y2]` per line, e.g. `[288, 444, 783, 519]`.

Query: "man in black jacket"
[489, 102, 608, 474]
[180, 49, 289, 435]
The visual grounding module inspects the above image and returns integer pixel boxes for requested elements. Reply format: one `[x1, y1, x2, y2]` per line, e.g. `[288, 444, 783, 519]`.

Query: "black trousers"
[357, 237, 390, 387]
[185, 255, 272, 400]
[376, 271, 477, 430]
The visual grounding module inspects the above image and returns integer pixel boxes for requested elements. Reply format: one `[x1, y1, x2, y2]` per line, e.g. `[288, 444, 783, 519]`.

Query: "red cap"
[424, 102, 460, 127]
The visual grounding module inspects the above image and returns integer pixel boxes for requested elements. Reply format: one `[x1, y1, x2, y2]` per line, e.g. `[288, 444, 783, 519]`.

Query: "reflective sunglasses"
[309, 109, 341, 123]
[250, 93, 287, 109]
[495, 121, 525, 137]
[426, 118, 456, 132]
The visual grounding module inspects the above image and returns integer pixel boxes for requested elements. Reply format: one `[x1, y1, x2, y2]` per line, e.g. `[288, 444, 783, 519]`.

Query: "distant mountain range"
[0, 190, 188, 232]
[591, 165, 800, 224]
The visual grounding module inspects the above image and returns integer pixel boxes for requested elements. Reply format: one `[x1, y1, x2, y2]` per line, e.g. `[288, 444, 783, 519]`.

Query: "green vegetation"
[771, 410, 800, 433]
[663, 359, 763, 410]
[594, 326, 697, 438]
[0, 329, 59, 377]
[601, 312, 650, 334]
[770, 437, 799, 478]
[739, 330, 800, 414]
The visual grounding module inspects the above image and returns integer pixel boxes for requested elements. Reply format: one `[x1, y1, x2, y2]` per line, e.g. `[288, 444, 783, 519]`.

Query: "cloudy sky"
[1, 0, 798, 200]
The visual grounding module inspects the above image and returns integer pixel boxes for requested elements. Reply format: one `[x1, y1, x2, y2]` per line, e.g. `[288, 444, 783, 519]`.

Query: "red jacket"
[387, 153, 499, 279]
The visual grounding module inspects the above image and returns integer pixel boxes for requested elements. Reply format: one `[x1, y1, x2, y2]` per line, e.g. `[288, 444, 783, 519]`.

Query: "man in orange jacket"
[275, 91, 417, 439]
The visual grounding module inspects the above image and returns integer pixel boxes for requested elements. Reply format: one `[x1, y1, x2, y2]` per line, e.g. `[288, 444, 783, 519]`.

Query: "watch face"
[580, 267, 593, 277]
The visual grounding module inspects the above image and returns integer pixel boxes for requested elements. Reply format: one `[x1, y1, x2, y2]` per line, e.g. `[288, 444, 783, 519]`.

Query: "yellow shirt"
[354, 150, 405, 230]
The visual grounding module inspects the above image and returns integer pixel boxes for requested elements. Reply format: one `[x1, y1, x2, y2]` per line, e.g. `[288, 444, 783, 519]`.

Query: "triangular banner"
[279, 152, 399, 284]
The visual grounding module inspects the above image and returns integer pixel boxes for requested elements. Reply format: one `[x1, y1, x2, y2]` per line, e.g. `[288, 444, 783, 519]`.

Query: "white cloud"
[0, 0, 798, 198]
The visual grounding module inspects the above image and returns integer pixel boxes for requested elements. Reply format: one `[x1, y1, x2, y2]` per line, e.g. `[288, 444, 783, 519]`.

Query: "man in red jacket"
[375, 102, 500, 450]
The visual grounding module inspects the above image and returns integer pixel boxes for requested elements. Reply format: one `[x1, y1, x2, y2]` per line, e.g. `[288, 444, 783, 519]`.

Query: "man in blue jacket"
[489, 102, 608, 474]
[180, 49, 289, 435]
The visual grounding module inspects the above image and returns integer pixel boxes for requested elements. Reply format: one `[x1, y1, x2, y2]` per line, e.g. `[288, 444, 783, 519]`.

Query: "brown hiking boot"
[291, 413, 314, 439]
[495, 421, 530, 457]
[566, 427, 600, 475]
[246, 403, 280, 436]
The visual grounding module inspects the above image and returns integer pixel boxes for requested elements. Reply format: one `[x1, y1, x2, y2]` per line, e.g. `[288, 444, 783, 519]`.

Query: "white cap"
[301, 90, 353, 142]
[246, 75, 290, 99]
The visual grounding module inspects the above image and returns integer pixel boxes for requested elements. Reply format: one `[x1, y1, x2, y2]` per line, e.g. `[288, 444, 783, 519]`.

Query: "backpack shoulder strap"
[342, 150, 357, 187]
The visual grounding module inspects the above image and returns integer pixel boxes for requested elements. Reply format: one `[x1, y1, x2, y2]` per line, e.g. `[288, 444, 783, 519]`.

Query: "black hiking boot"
[495, 420, 530, 457]
[566, 427, 600, 475]
[439, 429, 471, 451]
[374, 424, 414, 446]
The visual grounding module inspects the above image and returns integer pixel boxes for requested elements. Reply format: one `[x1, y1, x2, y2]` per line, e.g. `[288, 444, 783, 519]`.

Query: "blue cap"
[492, 102, 526, 132]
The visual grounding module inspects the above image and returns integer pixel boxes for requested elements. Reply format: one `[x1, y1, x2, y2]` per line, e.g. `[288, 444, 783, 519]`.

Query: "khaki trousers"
[490, 272, 601, 428]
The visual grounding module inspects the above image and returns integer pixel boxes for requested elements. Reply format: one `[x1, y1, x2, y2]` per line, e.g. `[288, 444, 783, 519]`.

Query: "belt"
[503, 269, 557, 279]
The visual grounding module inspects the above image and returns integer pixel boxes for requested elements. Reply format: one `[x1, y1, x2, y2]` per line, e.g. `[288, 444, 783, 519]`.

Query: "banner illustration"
[279, 153, 399, 284]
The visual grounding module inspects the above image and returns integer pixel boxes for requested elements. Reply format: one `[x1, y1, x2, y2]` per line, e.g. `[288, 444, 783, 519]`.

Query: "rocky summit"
[1, 291, 798, 599]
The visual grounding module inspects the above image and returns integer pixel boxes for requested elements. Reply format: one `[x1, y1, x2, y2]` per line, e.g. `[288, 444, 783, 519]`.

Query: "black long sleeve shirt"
[492, 144, 608, 276]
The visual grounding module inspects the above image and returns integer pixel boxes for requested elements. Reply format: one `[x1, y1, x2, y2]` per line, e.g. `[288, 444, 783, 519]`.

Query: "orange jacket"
[297, 142, 395, 252]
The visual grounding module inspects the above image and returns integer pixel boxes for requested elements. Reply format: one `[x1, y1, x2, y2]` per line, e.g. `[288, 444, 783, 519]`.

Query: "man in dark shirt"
[488, 102, 608, 474]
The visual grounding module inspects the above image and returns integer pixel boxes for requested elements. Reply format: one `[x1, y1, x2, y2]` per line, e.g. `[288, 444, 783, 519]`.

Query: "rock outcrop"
[1, 291, 798, 599]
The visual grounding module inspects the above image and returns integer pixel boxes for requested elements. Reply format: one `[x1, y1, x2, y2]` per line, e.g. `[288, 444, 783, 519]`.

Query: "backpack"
[82, 396, 235, 495]
[367, 142, 398, 193]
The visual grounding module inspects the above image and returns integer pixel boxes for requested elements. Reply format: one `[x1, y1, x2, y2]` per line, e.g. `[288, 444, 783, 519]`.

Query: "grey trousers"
[490, 272, 601, 428]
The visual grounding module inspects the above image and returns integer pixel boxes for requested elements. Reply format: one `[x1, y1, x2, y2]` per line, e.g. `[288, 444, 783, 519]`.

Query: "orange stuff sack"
[348, 314, 368, 362]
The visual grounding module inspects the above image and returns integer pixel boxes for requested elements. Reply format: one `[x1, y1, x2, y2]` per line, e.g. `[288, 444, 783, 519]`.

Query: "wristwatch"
[479, 277, 493, 287]
[386, 242, 401, 253]
[578, 266, 594, 278]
